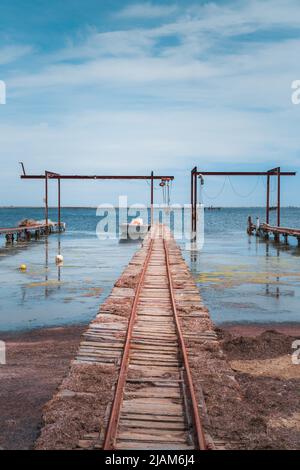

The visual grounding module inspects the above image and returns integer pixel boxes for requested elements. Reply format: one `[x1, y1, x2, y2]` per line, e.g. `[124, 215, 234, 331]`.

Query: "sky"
[0, 0, 300, 207]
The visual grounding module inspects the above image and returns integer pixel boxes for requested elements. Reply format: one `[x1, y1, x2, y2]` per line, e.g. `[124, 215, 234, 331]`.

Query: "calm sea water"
[0, 207, 299, 331]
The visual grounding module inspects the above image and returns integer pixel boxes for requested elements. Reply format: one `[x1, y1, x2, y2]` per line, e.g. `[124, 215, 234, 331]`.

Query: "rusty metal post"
[191, 168, 194, 233]
[45, 171, 49, 230]
[266, 173, 270, 224]
[191, 167, 197, 236]
[194, 167, 198, 237]
[58, 176, 61, 231]
[150, 171, 154, 227]
[277, 167, 281, 227]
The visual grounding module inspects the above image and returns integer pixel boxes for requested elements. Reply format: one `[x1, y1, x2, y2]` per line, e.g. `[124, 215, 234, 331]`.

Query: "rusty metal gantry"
[191, 167, 296, 234]
[20, 165, 174, 229]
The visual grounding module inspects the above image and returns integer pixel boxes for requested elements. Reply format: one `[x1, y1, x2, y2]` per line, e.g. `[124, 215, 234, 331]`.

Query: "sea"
[0, 206, 299, 331]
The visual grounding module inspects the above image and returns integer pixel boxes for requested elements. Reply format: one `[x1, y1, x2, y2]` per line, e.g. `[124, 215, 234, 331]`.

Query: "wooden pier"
[103, 225, 206, 450]
[35, 224, 241, 451]
[0, 222, 65, 243]
[247, 218, 300, 245]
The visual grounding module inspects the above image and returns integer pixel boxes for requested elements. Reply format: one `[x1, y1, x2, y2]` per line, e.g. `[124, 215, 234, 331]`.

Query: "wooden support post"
[266, 174, 270, 224]
[247, 216, 252, 235]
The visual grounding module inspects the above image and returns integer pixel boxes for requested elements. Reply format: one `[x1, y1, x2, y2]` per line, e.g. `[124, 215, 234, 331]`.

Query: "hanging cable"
[199, 177, 203, 205]
[159, 179, 166, 204]
[261, 174, 277, 193]
[167, 181, 170, 206]
[146, 179, 160, 190]
[202, 177, 227, 200]
[227, 175, 260, 198]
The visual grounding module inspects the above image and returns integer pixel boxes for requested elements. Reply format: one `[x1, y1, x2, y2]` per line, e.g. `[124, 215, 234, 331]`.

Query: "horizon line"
[1, 205, 300, 209]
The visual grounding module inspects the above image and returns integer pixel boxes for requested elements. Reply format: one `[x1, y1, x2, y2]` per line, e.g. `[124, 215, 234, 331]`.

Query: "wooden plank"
[124, 388, 181, 399]
[117, 430, 188, 443]
[119, 420, 186, 431]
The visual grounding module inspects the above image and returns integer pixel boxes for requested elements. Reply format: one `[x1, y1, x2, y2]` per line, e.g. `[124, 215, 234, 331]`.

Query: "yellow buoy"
[20, 264, 27, 271]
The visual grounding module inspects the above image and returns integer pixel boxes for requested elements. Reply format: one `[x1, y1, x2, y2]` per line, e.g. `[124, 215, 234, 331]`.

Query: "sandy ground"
[0, 323, 299, 450]
[221, 323, 300, 338]
[218, 327, 300, 449]
[0, 325, 86, 450]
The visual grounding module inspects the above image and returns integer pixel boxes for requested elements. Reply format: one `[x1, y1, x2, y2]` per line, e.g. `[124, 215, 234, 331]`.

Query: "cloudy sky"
[0, 0, 299, 206]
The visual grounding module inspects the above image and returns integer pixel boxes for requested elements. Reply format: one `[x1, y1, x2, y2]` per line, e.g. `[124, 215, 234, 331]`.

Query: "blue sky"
[0, 0, 300, 206]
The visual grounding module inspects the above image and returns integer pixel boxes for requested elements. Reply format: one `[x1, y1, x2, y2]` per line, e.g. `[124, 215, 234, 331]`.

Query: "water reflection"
[0, 233, 139, 331]
[183, 230, 300, 324]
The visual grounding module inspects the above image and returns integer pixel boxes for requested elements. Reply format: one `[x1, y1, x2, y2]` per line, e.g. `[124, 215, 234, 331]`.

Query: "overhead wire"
[227, 175, 260, 198]
[202, 176, 227, 200]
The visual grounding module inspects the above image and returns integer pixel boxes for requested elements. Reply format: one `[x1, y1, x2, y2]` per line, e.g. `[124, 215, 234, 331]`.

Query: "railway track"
[103, 224, 207, 450]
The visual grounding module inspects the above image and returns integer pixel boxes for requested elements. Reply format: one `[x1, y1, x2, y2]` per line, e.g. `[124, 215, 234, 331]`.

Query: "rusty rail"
[103, 234, 155, 450]
[162, 229, 207, 450]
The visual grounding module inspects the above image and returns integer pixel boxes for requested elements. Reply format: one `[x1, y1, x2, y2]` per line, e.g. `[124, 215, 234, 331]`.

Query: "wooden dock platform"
[0, 222, 65, 243]
[35, 224, 241, 451]
[248, 218, 300, 245]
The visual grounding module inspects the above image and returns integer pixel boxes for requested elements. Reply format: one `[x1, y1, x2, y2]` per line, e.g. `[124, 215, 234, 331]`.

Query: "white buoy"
[55, 254, 64, 264]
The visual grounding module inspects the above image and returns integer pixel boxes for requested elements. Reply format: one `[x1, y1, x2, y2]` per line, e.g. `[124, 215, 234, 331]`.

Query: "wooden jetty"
[35, 224, 241, 451]
[0, 222, 65, 243]
[247, 217, 300, 245]
[103, 224, 206, 450]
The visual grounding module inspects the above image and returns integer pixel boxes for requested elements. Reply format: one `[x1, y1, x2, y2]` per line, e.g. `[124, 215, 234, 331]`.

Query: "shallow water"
[180, 207, 300, 326]
[0, 207, 300, 330]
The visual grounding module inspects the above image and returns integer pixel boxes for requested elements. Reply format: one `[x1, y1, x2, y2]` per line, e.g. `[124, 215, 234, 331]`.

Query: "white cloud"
[0, 45, 32, 65]
[1, 0, 300, 206]
[0, 108, 299, 175]
[115, 2, 178, 19]
[6, 0, 300, 96]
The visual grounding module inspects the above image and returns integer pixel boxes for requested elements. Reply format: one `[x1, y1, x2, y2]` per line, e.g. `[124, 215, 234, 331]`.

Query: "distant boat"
[204, 206, 221, 211]
[120, 218, 150, 240]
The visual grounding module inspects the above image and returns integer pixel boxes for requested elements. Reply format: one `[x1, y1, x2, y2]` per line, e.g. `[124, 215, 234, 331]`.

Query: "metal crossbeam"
[20, 164, 174, 228]
[191, 166, 296, 233]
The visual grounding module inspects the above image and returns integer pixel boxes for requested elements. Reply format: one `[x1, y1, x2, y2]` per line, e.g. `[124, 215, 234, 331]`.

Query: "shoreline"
[1, 320, 300, 338]
[219, 322, 300, 337]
